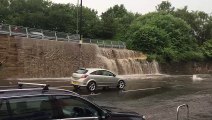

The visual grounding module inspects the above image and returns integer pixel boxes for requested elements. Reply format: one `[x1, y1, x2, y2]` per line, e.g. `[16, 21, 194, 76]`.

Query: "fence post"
[123, 42, 125, 49]
[118, 41, 120, 49]
[41, 30, 44, 39]
[111, 41, 113, 48]
[124, 42, 126, 49]
[67, 34, 70, 42]
[25, 28, 29, 38]
[103, 40, 105, 48]
[90, 39, 91, 43]
[55, 31, 57, 41]
[9, 25, 12, 36]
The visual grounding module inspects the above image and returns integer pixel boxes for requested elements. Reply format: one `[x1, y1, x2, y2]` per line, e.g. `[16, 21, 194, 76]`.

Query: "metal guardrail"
[0, 23, 126, 49]
[83, 38, 126, 49]
[177, 104, 189, 120]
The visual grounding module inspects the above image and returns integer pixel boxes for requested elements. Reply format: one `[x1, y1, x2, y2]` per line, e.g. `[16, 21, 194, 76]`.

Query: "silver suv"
[71, 68, 126, 92]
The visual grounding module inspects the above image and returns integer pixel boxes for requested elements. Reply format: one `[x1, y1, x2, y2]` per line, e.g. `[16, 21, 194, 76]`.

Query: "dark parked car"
[0, 82, 145, 120]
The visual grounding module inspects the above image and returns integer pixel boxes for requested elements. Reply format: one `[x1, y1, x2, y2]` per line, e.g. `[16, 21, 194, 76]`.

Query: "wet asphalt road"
[1, 74, 212, 120]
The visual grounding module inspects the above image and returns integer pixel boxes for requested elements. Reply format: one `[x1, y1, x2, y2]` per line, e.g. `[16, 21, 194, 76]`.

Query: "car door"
[101, 70, 118, 87]
[89, 70, 105, 86]
[7, 95, 56, 120]
[0, 99, 9, 120]
[90, 70, 111, 86]
[54, 95, 102, 120]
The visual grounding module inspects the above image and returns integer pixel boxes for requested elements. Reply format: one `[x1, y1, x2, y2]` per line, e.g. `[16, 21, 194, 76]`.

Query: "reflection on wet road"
[1, 74, 212, 120]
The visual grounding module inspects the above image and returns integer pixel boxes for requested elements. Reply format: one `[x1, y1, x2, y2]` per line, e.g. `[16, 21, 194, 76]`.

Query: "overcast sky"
[51, 0, 212, 15]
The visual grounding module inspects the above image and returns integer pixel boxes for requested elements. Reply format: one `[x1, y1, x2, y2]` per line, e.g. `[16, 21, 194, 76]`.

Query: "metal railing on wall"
[0, 23, 126, 49]
[83, 38, 126, 49]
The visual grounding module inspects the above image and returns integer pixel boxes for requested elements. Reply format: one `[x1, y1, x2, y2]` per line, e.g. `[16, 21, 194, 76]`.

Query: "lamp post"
[78, 40, 82, 68]
[79, 0, 82, 40]
[78, 0, 83, 68]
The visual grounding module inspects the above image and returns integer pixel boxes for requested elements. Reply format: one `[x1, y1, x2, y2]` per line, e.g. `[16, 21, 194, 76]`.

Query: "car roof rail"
[18, 82, 49, 91]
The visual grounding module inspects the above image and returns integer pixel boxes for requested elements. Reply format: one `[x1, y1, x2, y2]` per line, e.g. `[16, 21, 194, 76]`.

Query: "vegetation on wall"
[0, 0, 211, 62]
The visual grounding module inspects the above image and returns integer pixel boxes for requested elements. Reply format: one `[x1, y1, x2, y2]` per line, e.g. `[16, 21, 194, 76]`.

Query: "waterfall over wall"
[96, 48, 160, 75]
[0, 35, 160, 78]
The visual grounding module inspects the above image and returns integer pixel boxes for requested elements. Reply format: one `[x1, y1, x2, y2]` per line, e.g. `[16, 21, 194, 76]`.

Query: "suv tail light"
[81, 74, 88, 78]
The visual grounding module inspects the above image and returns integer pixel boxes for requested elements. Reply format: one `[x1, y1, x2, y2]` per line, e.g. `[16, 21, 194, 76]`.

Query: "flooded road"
[89, 74, 212, 120]
[1, 74, 212, 120]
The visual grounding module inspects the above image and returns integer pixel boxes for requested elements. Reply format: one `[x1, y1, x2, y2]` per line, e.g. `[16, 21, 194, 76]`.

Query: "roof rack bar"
[18, 82, 49, 90]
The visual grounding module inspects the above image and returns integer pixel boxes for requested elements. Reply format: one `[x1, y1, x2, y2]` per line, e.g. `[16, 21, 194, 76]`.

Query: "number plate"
[71, 81, 79, 85]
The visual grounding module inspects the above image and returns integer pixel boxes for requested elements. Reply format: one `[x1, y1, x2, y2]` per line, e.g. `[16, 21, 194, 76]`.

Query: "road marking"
[171, 85, 185, 88]
[122, 87, 161, 93]
[56, 86, 73, 88]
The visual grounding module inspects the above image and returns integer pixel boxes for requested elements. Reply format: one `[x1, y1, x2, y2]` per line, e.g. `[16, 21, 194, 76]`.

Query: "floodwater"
[1, 74, 212, 120]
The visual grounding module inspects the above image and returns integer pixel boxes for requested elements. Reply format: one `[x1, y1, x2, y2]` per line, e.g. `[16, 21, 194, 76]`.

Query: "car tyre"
[117, 80, 125, 89]
[87, 81, 96, 92]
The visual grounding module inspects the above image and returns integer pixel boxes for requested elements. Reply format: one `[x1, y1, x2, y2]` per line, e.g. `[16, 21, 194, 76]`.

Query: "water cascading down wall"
[0, 35, 159, 79]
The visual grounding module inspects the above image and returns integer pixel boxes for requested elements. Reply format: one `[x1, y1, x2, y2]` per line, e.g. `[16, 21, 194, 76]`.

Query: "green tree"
[45, 4, 77, 32]
[0, 0, 101, 38]
[156, 1, 175, 13]
[126, 12, 200, 62]
[174, 7, 212, 44]
[0, 0, 10, 23]
[6, 0, 51, 26]
[100, 4, 139, 40]
[202, 39, 212, 59]
[81, 7, 101, 38]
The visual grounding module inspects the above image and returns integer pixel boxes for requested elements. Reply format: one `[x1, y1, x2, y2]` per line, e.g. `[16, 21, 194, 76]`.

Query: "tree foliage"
[201, 39, 212, 59]
[156, 1, 175, 13]
[126, 12, 200, 62]
[174, 7, 212, 44]
[100, 5, 139, 39]
[0, 0, 100, 38]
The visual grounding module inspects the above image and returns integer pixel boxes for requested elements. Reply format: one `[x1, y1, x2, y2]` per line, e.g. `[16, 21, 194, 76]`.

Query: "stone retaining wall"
[0, 35, 147, 79]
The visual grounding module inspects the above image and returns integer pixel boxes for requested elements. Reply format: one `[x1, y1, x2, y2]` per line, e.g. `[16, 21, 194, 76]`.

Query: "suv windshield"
[75, 69, 88, 74]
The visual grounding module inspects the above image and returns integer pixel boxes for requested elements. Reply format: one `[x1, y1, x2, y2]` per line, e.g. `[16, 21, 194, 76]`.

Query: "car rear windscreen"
[75, 69, 88, 74]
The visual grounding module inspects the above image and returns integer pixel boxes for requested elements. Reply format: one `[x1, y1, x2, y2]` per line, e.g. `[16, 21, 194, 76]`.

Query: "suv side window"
[8, 96, 54, 120]
[0, 100, 9, 119]
[55, 95, 101, 119]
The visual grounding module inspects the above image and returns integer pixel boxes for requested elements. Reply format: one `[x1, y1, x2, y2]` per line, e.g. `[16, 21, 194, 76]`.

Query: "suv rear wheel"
[87, 81, 96, 92]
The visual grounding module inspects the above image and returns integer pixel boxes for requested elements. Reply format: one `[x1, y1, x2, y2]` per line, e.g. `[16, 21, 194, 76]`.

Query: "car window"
[90, 70, 103, 75]
[0, 100, 9, 119]
[75, 69, 88, 74]
[55, 95, 101, 119]
[102, 71, 115, 76]
[8, 96, 55, 120]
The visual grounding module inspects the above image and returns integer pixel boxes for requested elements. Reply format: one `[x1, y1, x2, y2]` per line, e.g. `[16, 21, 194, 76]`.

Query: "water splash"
[192, 74, 203, 81]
